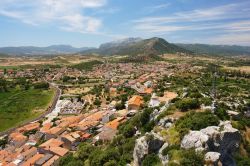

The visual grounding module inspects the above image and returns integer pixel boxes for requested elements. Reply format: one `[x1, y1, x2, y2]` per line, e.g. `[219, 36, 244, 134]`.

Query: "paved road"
[0, 82, 61, 137]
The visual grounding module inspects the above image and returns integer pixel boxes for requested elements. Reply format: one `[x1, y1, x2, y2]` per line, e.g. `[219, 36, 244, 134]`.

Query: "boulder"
[165, 122, 172, 129]
[158, 117, 175, 127]
[133, 132, 164, 166]
[181, 131, 209, 151]
[205, 152, 220, 166]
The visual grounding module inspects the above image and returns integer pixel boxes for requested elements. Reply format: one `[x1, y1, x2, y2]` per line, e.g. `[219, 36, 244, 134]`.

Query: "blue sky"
[0, 0, 250, 47]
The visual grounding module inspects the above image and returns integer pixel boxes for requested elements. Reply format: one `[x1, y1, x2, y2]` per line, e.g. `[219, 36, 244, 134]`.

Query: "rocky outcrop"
[181, 121, 241, 166]
[181, 130, 209, 151]
[158, 117, 175, 128]
[158, 143, 169, 166]
[205, 152, 221, 166]
[133, 132, 164, 166]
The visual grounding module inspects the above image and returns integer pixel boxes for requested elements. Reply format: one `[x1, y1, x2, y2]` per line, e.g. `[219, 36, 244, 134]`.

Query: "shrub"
[180, 149, 204, 166]
[175, 111, 219, 138]
[121, 123, 136, 138]
[215, 107, 230, 120]
[142, 154, 161, 166]
[75, 143, 96, 160]
[115, 102, 125, 110]
[176, 98, 200, 111]
[162, 145, 180, 156]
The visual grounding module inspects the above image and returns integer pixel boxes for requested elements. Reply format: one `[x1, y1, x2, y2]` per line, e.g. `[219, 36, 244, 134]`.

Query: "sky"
[0, 0, 250, 47]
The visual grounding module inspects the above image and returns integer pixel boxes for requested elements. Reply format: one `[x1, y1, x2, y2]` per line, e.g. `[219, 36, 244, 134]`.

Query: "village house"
[38, 138, 69, 157]
[20, 153, 44, 166]
[149, 93, 161, 107]
[40, 123, 52, 133]
[93, 127, 117, 143]
[9, 132, 28, 148]
[42, 155, 60, 166]
[61, 132, 81, 150]
[0, 149, 18, 165]
[93, 117, 126, 143]
[43, 127, 65, 140]
[17, 122, 40, 133]
[18, 147, 38, 162]
[127, 95, 143, 111]
[34, 153, 53, 166]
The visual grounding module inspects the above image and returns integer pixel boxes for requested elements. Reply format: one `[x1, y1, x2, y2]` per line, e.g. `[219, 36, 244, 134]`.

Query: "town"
[0, 54, 250, 166]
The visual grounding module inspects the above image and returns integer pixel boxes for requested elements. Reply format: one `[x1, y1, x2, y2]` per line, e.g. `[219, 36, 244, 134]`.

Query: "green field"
[0, 88, 55, 132]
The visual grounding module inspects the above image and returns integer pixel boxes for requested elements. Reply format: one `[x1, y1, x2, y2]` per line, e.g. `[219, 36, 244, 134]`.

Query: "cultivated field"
[0, 88, 55, 131]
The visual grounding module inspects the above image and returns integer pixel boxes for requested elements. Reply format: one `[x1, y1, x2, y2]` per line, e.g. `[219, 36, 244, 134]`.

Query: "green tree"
[176, 98, 200, 111]
[75, 143, 96, 161]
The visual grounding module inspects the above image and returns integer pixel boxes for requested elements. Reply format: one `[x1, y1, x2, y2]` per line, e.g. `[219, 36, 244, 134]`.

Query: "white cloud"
[132, 2, 250, 45]
[133, 2, 250, 33]
[0, 0, 107, 33]
[144, 3, 171, 13]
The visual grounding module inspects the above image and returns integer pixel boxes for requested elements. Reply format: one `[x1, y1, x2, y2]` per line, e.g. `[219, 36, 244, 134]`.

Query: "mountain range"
[0, 45, 91, 56]
[0, 38, 250, 56]
[176, 44, 250, 56]
[81, 37, 191, 56]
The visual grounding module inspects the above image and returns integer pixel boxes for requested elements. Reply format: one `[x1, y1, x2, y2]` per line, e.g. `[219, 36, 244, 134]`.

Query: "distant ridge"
[2, 38, 249, 57]
[81, 37, 192, 56]
[176, 43, 250, 56]
[0, 45, 92, 56]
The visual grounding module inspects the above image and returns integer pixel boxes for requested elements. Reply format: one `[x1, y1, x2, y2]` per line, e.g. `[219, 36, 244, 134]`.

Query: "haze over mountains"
[177, 44, 250, 56]
[0, 37, 250, 56]
[0, 45, 91, 56]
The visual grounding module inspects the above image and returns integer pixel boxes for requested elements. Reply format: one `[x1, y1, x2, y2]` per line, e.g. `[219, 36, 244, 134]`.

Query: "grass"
[165, 126, 181, 145]
[0, 88, 55, 132]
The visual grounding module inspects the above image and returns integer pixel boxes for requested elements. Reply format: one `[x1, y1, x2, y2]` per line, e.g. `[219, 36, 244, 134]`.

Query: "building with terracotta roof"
[61, 132, 81, 150]
[9, 132, 28, 148]
[42, 155, 60, 166]
[18, 147, 38, 161]
[81, 133, 91, 140]
[127, 95, 143, 110]
[76, 120, 99, 131]
[58, 115, 85, 128]
[20, 122, 40, 133]
[0, 149, 18, 165]
[142, 88, 153, 95]
[43, 146, 69, 157]
[20, 153, 44, 166]
[104, 117, 126, 130]
[39, 138, 63, 149]
[40, 123, 52, 133]
[43, 127, 65, 140]
[34, 153, 53, 166]
[38, 138, 68, 157]
[85, 111, 106, 122]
